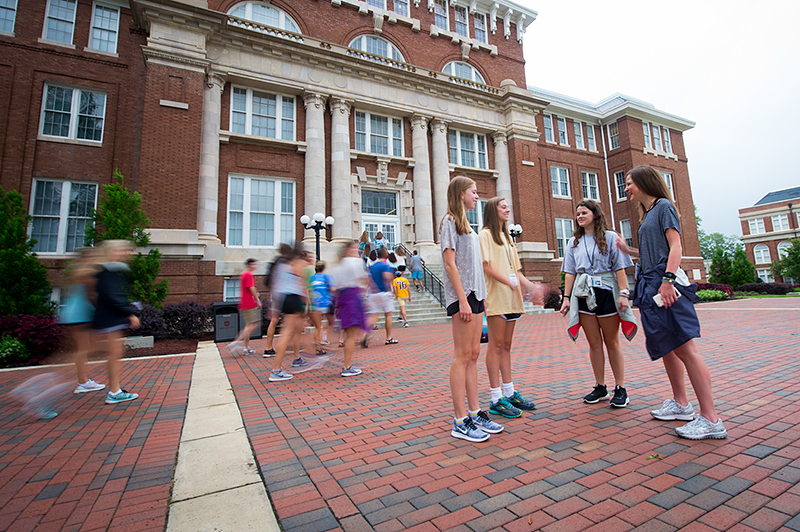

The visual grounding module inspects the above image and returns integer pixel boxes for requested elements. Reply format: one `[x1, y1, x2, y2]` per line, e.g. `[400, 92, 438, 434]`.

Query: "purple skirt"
[336, 287, 367, 331]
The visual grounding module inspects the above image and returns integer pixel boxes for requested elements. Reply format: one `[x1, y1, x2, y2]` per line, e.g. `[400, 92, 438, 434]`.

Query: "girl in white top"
[440, 176, 502, 443]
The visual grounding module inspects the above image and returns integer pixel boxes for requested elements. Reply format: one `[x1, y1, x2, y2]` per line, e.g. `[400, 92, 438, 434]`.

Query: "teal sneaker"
[489, 396, 522, 418]
[106, 390, 138, 404]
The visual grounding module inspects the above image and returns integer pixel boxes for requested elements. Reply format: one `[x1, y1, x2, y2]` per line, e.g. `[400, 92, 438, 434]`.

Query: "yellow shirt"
[479, 228, 524, 316]
[392, 276, 410, 298]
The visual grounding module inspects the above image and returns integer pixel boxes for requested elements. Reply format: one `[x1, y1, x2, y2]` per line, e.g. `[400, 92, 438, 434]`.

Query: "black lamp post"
[509, 223, 522, 242]
[300, 212, 334, 260]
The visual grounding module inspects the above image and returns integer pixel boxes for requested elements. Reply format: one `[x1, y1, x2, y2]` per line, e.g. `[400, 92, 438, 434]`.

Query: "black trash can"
[212, 302, 263, 342]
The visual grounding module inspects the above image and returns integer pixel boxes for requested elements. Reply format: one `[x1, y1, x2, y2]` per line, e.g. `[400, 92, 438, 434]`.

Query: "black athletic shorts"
[577, 287, 618, 317]
[447, 291, 485, 316]
[281, 294, 305, 315]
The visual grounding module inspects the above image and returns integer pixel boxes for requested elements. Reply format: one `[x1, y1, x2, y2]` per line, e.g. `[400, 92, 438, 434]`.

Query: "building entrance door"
[362, 189, 399, 251]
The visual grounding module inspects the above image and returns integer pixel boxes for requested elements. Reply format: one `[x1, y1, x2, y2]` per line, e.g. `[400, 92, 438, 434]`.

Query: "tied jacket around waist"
[91, 264, 136, 331]
[566, 271, 637, 342]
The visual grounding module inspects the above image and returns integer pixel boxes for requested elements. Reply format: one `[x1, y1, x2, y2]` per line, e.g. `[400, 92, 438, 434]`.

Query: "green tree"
[729, 247, 758, 287]
[0, 188, 52, 316]
[85, 169, 169, 308]
[708, 247, 733, 285]
[771, 239, 800, 283]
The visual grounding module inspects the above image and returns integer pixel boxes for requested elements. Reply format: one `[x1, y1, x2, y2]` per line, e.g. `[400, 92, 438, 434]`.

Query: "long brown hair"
[572, 200, 609, 254]
[626, 165, 679, 221]
[439, 176, 475, 236]
[482, 197, 512, 247]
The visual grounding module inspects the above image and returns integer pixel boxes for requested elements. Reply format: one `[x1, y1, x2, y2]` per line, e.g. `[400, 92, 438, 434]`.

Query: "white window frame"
[614, 171, 627, 201]
[581, 171, 600, 201]
[442, 61, 485, 84]
[29, 179, 98, 255]
[230, 86, 296, 141]
[550, 166, 570, 199]
[223, 278, 240, 302]
[607, 122, 620, 150]
[753, 244, 770, 264]
[365, 0, 386, 8]
[652, 124, 663, 151]
[228, 2, 300, 33]
[227, 175, 296, 248]
[473, 12, 487, 43]
[748, 218, 765, 235]
[394, 0, 409, 17]
[433, 0, 448, 30]
[574, 121, 584, 150]
[453, 5, 468, 36]
[620, 219, 633, 247]
[555, 218, 573, 258]
[771, 214, 790, 232]
[448, 129, 487, 169]
[354, 111, 404, 157]
[349, 34, 405, 61]
[43, 0, 77, 45]
[659, 171, 673, 201]
[642, 122, 652, 149]
[0, 0, 17, 35]
[556, 117, 569, 146]
[586, 124, 597, 151]
[543, 114, 554, 143]
[756, 268, 774, 283]
[39, 83, 107, 143]
[777, 241, 792, 258]
[467, 198, 489, 234]
[662, 127, 672, 153]
[88, 2, 120, 54]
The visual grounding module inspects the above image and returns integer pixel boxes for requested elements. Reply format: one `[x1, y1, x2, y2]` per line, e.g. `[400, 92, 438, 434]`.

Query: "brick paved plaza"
[2, 297, 800, 531]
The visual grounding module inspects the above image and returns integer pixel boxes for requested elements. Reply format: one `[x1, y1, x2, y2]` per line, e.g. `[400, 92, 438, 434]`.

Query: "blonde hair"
[99, 239, 133, 261]
[440, 176, 475, 236]
[482, 197, 512, 247]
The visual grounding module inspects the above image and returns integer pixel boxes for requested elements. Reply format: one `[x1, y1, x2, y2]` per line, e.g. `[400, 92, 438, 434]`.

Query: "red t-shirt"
[239, 270, 257, 310]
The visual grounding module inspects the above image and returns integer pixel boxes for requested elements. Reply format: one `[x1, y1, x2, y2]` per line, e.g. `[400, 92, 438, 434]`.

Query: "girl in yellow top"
[479, 197, 541, 418]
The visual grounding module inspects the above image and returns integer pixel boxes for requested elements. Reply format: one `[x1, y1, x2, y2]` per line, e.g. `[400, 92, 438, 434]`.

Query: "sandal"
[385, 338, 399, 345]
[316, 348, 327, 355]
[338, 341, 345, 348]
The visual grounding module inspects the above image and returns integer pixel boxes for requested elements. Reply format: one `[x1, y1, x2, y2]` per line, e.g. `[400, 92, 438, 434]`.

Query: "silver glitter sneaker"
[650, 399, 695, 421]
[675, 415, 727, 440]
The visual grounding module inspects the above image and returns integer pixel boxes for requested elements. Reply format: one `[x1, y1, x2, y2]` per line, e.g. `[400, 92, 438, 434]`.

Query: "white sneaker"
[675, 415, 727, 440]
[651, 399, 695, 421]
[74, 379, 106, 394]
[243, 348, 256, 355]
[269, 369, 294, 382]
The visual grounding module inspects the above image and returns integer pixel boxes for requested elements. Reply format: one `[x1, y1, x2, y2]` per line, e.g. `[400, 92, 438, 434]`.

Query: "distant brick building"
[0, 0, 705, 304]
[738, 187, 800, 283]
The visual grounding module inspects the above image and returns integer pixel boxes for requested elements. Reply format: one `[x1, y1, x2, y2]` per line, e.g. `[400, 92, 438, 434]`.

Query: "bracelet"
[663, 272, 677, 280]
[619, 289, 630, 297]
[563, 294, 571, 298]
[661, 277, 675, 284]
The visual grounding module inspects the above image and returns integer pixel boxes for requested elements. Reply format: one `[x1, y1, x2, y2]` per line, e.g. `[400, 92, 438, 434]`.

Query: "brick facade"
[738, 190, 800, 283]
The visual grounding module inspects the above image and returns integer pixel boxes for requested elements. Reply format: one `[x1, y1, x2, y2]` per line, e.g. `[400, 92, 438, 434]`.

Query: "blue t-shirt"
[310, 272, 334, 309]
[369, 261, 395, 293]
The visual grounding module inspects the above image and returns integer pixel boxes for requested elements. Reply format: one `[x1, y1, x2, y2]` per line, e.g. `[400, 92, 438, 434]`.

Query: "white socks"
[503, 382, 515, 398]
[490, 387, 503, 403]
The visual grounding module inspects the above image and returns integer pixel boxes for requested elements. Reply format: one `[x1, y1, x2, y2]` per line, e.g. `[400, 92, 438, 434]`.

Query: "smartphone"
[653, 289, 681, 307]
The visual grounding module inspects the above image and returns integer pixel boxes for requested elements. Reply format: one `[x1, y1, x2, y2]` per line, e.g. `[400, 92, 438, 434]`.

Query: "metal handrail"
[397, 243, 446, 308]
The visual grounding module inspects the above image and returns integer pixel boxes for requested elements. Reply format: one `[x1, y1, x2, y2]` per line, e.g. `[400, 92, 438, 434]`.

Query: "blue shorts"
[411, 271, 422, 279]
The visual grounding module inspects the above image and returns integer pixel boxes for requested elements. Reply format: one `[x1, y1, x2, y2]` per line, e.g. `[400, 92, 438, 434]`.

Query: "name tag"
[589, 276, 603, 288]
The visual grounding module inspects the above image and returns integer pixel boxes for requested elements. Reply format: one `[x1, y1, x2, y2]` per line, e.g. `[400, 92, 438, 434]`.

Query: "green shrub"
[696, 289, 727, 302]
[0, 335, 29, 366]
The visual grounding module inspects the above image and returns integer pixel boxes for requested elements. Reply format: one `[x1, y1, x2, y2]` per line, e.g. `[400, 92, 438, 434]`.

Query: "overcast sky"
[519, 0, 800, 237]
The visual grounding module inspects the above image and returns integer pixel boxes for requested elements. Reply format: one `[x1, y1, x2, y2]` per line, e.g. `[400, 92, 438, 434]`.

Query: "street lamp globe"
[325, 216, 335, 226]
[300, 214, 310, 225]
[313, 212, 325, 223]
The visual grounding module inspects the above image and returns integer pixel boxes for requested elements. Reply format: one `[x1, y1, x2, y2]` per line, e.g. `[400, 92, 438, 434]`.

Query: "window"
[355, 111, 404, 157]
[349, 34, 405, 61]
[550, 166, 570, 198]
[772, 214, 790, 232]
[40, 84, 106, 142]
[30, 179, 97, 254]
[652, 124, 663, 151]
[89, 3, 119, 53]
[663, 127, 672, 153]
[642, 122, 652, 149]
[555, 218, 573, 258]
[756, 268, 774, 283]
[543, 114, 554, 143]
[228, 2, 300, 33]
[659, 172, 673, 200]
[394, 0, 409, 16]
[615, 171, 626, 201]
[227, 176, 295, 247]
[753, 244, 770, 264]
[556, 118, 568, 145]
[620, 219, 633, 247]
[586, 124, 596, 151]
[466, 199, 488, 234]
[581, 171, 599, 200]
[607, 122, 620, 149]
[1, 0, 17, 34]
[778, 241, 792, 258]
[449, 130, 487, 169]
[473, 12, 487, 43]
[362, 190, 397, 215]
[748, 218, 765, 235]
[43, 0, 77, 44]
[223, 278, 240, 302]
[366, 0, 386, 7]
[454, 5, 468, 36]
[433, 0, 448, 30]
[231, 87, 295, 140]
[442, 61, 485, 84]
[574, 122, 584, 149]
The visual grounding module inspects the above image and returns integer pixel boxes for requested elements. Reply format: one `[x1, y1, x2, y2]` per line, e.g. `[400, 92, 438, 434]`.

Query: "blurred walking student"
[368, 247, 399, 345]
[622, 165, 726, 440]
[91, 240, 140, 404]
[358, 231, 370, 258]
[559, 200, 637, 408]
[392, 271, 411, 328]
[409, 250, 424, 292]
[269, 242, 309, 382]
[311, 261, 336, 355]
[479, 197, 541, 419]
[59, 247, 105, 394]
[264, 243, 292, 356]
[395, 246, 407, 273]
[228, 258, 262, 356]
[441, 176, 502, 443]
[333, 241, 368, 377]
[373, 231, 388, 251]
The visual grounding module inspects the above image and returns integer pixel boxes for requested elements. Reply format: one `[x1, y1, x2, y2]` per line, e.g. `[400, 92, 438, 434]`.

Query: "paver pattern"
[223, 298, 800, 532]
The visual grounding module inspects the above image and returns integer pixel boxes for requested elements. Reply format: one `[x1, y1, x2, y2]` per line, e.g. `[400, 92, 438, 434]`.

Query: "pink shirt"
[239, 270, 257, 310]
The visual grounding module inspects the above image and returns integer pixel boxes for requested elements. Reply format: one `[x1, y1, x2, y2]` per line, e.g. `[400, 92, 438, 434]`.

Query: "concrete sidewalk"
[1, 297, 800, 531]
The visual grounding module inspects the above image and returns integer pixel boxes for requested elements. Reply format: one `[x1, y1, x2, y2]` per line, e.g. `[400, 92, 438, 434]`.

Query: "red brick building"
[0, 0, 705, 304]
[738, 187, 800, 284]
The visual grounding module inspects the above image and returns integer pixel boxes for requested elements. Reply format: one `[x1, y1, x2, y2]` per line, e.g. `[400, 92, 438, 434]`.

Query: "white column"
[303, 91, 327, 243]
[493, 131, 514, 224]
[329, 98, 352, 243]
[411, 115, 434, 245]
[430, 118, 450, 240]
[197, 71, 225, 243]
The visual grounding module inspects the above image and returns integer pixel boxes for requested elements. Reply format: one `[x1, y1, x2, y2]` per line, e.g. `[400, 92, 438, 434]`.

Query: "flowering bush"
[697, 289, 728, 302]
[696, 283, 733, 297]
[135, 304, 166, 339]
[0, 315, 64, 360]
[735, 282, 793, 295]
[0, 335, 29, 366]
[162, 301, 212, 339]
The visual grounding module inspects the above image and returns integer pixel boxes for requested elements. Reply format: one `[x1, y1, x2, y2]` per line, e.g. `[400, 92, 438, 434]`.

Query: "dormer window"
[228, 2, 300, 33]
[349, 35, 405, 62]
[442, 61, 485, 84]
